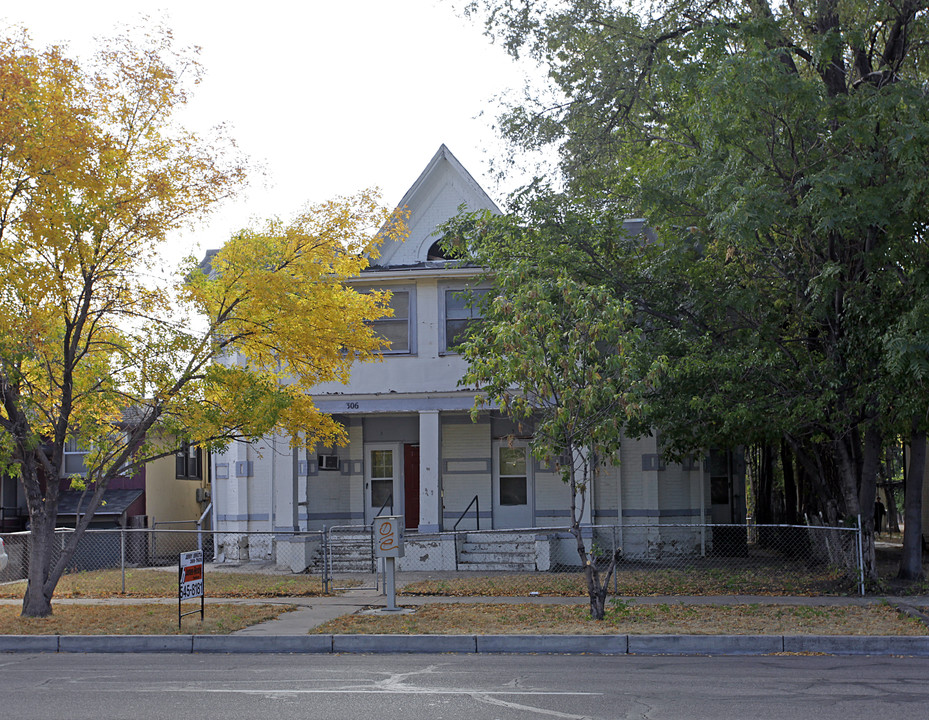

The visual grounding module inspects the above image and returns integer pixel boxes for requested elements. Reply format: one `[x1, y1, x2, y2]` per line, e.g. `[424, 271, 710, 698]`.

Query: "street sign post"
[178, 549, 204, 629]
[373, 516, 404, 611]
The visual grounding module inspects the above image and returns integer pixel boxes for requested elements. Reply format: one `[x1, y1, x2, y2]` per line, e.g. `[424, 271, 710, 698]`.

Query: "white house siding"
[304, 422, 365, 531]
[209, 145, 743, 569]
[657, 465, 695, 521]
[441, 416, 491, 530]
[533, 461, 572, 529]
[594, 463, 619, 526]
[614, 434, 710, 558]
[619, 435, 655, 522]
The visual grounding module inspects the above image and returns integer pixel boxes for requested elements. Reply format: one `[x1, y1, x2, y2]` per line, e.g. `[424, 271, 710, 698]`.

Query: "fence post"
[857, 514, 865, 596]
[322, 525, 329, 594]
[120, 526, 126, 594]
[612, 525, 617, 594]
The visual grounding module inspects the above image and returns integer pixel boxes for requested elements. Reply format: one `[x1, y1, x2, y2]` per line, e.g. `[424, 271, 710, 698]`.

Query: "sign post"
[178, 549, 204, 629]
[373, 515, 404, 611]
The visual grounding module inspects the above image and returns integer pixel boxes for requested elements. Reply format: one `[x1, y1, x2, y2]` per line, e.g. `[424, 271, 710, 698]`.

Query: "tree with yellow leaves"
[0, 28, 405, 618]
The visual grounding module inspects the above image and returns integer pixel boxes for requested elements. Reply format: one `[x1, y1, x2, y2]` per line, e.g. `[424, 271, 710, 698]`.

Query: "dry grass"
[0, 569, 330, 599]
[312, 601, 927, 636]
[400, 566, 850, 598]
[0, 603, 292, 635]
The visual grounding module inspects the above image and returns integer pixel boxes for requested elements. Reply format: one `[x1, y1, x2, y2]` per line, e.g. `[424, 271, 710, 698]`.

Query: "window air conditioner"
[318, 454, 340, 471]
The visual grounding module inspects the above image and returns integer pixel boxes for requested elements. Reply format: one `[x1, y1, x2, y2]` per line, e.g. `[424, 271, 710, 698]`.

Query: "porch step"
[457, 560, 538, 572]
[457, 532, 538, 572]
[308, 532, 375, 573]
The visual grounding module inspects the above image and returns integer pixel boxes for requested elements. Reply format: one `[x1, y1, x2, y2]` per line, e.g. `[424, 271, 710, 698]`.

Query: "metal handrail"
[197, 502, 213, 551]
[453, 494, 480, 531]
[373, 493, 393, 520]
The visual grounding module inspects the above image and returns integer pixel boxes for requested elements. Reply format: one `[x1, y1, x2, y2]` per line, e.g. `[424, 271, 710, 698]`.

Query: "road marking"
[188, 688, 599, 696]
[471, 692, 593, 719]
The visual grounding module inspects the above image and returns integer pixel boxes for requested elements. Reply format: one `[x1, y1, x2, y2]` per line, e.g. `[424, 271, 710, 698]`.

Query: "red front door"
[403, 444, 420, 530]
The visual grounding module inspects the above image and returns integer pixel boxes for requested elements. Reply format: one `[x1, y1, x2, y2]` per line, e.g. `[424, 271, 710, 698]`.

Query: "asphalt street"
[3, 653, 929, 720]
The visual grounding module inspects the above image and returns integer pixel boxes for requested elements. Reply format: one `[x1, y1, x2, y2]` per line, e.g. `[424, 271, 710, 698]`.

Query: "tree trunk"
[836, 426, 880, 582]
[885, 483, 902, 533]
[570, 524, 609, 619]
[754, 444, 774, 524]
[19, 450, 108, 618]
[566, 449, 613, 620]
[780, 439, 798, 524]
[22, 510, 55, 618]
[899, 422, 926, 581]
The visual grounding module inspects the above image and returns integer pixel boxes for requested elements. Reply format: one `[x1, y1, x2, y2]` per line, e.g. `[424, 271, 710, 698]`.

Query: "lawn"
[0, 603, 292, 635]
[399, 566, 851, 598]
[0, 568, 329, 599]
[312, 601, 927, 636]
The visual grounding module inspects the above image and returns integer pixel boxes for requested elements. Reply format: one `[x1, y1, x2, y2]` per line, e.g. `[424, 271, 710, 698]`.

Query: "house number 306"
[346, 402, 359, 410]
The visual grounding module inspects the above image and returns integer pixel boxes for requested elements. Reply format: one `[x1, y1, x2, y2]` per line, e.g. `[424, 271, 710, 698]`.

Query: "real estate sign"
[180, 550, 204, 598]
[178, 549, 204, 627]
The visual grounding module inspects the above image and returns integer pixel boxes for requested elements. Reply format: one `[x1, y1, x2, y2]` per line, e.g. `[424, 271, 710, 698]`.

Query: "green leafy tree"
[446, 211, 665, 619]
[468, 0, 929, 580]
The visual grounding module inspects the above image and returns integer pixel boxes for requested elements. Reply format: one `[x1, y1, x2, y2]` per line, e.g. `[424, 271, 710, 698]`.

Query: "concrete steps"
[309, 532, 375, 574]
[457, 532, 537, 572]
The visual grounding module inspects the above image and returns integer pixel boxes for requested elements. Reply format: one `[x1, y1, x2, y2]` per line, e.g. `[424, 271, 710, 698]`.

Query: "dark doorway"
[403, 444, 420, 530]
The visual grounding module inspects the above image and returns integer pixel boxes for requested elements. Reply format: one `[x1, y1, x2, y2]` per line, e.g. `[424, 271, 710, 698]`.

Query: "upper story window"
[444, 288, 489, 352]
[368, 289, 412, 354]
[63, 439, 89, 476]
[176, 442, 203, 480]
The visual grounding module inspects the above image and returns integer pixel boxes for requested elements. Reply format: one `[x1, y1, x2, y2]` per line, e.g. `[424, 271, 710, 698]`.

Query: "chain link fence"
[1, 521, 864, 595]
[0, 527, 216, 585]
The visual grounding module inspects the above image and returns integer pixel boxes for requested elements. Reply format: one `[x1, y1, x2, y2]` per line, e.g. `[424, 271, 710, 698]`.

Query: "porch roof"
[56, 489, 143, 517]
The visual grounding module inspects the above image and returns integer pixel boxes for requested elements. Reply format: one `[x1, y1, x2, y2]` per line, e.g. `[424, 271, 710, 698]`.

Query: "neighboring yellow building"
[144, 442, 211, 529]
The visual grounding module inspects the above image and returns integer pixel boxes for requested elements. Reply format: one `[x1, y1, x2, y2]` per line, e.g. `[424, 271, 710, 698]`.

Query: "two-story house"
[209, 145, 746, 569]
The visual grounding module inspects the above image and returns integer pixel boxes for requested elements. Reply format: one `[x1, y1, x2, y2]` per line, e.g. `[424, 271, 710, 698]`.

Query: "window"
[176, 443, 203, 480]
[370, 449, 393, 510]
[63, 439, 89, 476]
[498, 447, 528, 506]
[369, 290, 411, 353]
[444, 288, 489, 351]
[426, 240, 449, 260]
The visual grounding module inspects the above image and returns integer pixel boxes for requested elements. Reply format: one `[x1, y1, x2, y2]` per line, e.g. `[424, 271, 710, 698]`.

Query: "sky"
[5, 0, 533, 267]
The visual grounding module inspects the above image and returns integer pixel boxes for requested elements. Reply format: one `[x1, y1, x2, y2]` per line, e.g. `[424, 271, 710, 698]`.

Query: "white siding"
[441, 420, 491, 529]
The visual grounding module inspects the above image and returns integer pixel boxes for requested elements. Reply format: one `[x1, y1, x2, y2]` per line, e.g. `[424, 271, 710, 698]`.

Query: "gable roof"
[372, 144, 500, 268]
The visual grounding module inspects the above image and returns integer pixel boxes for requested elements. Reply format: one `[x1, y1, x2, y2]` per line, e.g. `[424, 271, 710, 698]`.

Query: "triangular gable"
[373, 145, 500, 268]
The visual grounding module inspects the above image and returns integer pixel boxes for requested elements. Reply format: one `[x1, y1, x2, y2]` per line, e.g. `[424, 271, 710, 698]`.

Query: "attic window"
[426, 241, 449, 261]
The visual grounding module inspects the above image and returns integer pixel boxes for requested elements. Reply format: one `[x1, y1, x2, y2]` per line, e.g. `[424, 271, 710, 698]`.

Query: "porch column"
[418, 410, 441, 532]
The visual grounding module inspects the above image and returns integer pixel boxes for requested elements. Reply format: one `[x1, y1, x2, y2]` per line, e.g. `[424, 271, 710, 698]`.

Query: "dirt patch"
[0, 569, 332, 599]
[399, 567, 851, 598]
[0, 603, 292, 635]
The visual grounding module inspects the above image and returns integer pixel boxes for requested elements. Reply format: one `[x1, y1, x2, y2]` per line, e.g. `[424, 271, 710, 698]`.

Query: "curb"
[2, 634, 929, 656]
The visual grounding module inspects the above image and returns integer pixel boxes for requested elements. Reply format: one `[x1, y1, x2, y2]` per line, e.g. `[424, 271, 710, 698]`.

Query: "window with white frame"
[444, 288, 489, 352]
[63, 439, 89, 476]
[368, 290, 411, 354]
[498, 446, 528, 506]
